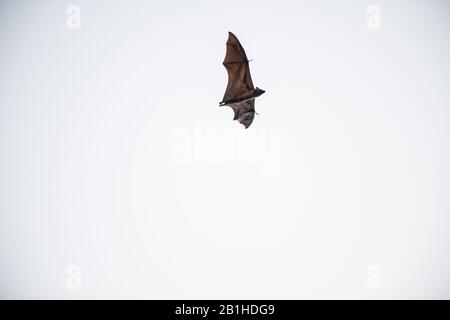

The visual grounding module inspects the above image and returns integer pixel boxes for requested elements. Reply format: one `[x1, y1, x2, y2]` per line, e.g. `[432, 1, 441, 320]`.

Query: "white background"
[0, 0, 449, 299]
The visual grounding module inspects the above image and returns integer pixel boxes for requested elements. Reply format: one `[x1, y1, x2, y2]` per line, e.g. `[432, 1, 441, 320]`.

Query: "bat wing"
[228, 99, 256, 129]
[222, 32, 255, 103]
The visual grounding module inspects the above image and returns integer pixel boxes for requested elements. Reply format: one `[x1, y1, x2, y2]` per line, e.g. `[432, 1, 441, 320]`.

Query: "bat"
[219, 32, 265, 128]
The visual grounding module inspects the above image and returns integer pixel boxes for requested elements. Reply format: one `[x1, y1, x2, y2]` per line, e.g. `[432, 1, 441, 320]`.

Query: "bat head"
[254, 87, 265, 97]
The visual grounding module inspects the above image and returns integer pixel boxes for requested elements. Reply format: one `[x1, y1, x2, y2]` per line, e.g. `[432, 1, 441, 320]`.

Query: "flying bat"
[219, 32, 265, 128]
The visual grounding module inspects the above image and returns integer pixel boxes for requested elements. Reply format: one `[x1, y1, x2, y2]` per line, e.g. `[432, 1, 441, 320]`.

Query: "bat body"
[220, 32, 265, 128]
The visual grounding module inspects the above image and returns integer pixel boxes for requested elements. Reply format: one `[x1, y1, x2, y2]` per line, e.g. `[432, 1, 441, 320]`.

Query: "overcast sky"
[0, 0, 449, 299]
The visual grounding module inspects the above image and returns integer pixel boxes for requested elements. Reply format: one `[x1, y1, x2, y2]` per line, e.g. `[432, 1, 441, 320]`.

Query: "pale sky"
[0, 0, 449, 299]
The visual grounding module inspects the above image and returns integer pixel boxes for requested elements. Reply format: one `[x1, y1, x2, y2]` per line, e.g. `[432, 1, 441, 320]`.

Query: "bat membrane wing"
[222, 32, 255, 102]
[239, 111, 255, 129]
[228, 99, 256, 129]
[223, 32, 249, 64]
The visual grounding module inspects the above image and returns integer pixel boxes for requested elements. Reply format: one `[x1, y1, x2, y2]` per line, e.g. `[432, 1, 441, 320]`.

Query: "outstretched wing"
[227, 99, 256, 129]
[222, 32, 255, 103]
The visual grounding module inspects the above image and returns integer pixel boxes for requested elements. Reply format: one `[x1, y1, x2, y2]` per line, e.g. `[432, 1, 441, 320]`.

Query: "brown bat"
[220, 32, 265, 128]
